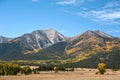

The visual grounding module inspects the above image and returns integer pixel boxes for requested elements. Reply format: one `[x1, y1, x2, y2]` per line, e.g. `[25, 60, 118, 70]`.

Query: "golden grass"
[0, 69, 120, 80]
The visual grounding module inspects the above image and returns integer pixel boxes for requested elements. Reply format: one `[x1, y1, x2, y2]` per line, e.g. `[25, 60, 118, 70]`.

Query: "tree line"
[0, 62, 107, 76]
[33, 65, 74, 74]
[0, 63, 32, 76]
[0, 63, 74, 76]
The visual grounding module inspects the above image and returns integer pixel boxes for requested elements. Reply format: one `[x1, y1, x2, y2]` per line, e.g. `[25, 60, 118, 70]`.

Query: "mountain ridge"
[0, 36, 13, 43]
[0, 29, 119, 42]
[0, 29, 120, 68]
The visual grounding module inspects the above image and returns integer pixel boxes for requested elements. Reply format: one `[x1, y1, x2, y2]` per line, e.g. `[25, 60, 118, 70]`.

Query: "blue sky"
[0, 0, 120, 38]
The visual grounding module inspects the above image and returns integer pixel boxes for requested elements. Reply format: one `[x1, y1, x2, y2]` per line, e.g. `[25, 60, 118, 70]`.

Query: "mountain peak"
[81, 30, 95, 37]
[81, 30, 113, 38]
[44, 28, 56, 34]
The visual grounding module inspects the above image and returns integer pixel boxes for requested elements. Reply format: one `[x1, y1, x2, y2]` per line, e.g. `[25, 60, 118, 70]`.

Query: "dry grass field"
[0, 69, 120, 80]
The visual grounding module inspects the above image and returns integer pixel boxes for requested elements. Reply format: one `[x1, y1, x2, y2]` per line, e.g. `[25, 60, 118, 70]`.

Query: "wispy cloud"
[103, 0, 120, 8]
[57, 0, 120, 25]
[77, 9, 120, 24]
[108, 30, 120, 33]
[115, 30, 120, 33]
[76, 0, 120, 25]
[56, 0, 96, 5]
[56, 0, 77, 5]
[32, 0, 39, 2]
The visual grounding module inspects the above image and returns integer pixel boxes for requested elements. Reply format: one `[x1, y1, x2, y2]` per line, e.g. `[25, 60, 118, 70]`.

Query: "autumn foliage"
[97, 63, 106, 74]
[54, 66, 58, 73]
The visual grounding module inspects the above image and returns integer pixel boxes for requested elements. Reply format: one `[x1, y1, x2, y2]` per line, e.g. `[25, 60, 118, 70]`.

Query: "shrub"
[53, 66, 58, 73]
[21, 65, 32, 75]
[97, 63, 106, 74]
[33, 68, 39, 74]
[0, 63, 20, 76]
[0, 64, 4, 75]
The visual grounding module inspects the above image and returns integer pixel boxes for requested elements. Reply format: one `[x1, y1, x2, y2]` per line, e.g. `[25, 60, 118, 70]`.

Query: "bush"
[54, 66, 58, 73]
[0, 64, 4, 75]
[97, 63, 106, 74]
[20, 65, 32, 75]
[38, 65, 53, 71]
[33, 68, 39, 74]
[0, 63, 20, 76]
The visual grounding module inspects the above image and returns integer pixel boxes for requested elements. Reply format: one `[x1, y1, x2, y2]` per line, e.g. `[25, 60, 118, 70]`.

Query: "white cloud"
[108, 30, 120, 33]
[56, 0, 78, 5]
[32, 0, 39, 2]
[77, 8, 120, 24]
[92, 10, 120, 21]
[58, 0, 120, 25]
[103, 0, 120, 8]
[56, 0, 97, 5]
[56, 0, 96, 5]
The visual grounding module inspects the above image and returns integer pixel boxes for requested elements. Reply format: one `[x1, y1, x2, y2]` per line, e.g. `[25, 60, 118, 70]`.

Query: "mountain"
[0, 36, 12, 43]
[63, 30, 120, 68]
[11, 28, 66, 54]
[0, 29, 120, 68]
[66, 30, 119, 55]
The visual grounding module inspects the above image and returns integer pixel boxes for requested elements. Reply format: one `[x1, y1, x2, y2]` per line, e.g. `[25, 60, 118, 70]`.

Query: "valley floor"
[0, 69, 120, 80]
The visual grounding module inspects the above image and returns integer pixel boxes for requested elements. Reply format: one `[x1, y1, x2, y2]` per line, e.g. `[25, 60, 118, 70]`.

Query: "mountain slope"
[0, 36, 12, 43]
[63, 49, 120, 68]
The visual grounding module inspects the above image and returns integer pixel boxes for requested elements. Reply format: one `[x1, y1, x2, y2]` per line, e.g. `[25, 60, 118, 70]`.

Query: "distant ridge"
[0, 36, 12, 43]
